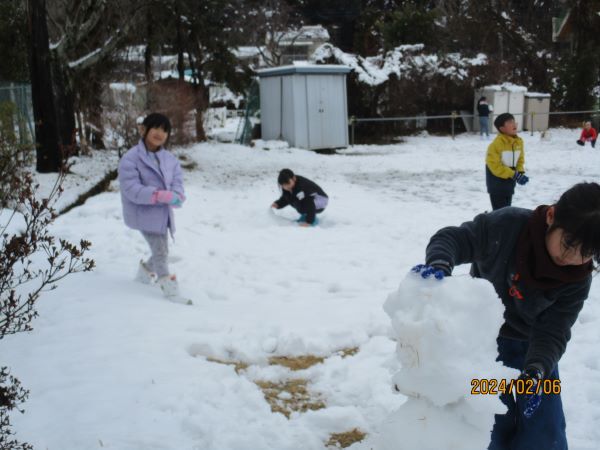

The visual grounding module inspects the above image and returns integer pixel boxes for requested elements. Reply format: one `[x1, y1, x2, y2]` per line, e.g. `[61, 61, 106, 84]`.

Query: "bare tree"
[246, 0, 305, 67]
[27, 0, 145, 172]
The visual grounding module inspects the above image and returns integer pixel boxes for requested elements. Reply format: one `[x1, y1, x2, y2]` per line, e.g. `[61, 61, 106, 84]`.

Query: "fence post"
[530, 112, 534, 136]
[350, 116, 355, 146]
[451, 111, 457, 140]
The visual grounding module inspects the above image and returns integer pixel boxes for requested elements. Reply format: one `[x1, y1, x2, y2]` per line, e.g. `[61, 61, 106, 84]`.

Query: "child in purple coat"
[118, 113, 186, 301]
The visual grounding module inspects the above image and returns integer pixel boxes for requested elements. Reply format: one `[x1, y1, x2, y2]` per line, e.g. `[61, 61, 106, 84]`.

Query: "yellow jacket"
[486, 133, 525, 179]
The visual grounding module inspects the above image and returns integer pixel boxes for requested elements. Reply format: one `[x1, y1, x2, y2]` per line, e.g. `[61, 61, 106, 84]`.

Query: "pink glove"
[152, 190, 183, 206]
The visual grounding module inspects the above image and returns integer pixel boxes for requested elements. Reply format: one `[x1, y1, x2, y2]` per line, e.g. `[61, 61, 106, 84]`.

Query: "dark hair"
[551, 182, 600, 263]
[277, 168, 295, 185]
[479, 96, 487, 102]
[142, 113, 172, 137]
[493, 113, 515, 131]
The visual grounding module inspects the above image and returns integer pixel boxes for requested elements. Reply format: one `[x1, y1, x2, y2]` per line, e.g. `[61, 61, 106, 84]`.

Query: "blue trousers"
[480, 116, 490, 136]
[489, 337, 567, 450]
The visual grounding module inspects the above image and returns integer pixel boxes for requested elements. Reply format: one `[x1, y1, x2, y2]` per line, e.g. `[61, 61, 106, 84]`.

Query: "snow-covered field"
[3, 129, 600, 449]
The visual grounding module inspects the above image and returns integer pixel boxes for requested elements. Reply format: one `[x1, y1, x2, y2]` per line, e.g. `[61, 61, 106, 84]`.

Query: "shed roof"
[257, 64, 351, 78]
[525, 92, 551, 98]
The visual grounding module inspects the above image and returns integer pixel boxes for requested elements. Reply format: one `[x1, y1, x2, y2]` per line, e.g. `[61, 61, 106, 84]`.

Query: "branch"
[67, 4, 147, 73]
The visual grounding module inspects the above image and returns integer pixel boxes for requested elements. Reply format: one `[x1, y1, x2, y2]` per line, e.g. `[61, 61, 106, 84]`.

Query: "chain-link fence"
[236, 80, 260, 145]
[349, 110, 600, 145]
[0, 83, 34, 144]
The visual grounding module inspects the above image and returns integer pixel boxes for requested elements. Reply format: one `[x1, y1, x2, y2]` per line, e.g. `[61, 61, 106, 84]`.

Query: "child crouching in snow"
[271, 169, 328, 227]
[118, 113, 186, 301]
[576, 120, 597, 148]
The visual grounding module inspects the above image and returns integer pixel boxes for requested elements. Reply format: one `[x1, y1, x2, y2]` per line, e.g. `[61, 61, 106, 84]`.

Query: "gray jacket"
[426, 207, 591, 376]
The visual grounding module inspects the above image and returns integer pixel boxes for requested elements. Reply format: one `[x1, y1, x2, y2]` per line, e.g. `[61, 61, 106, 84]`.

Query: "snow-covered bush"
[311, 43, 496, 140]
[0, 123, 33, 208]
[0, 155, 94, 448]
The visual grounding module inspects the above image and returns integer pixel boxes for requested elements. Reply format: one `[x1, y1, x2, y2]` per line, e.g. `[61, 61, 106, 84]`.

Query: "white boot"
[135, 260, 157, 284]
[157, 274, 192, 305]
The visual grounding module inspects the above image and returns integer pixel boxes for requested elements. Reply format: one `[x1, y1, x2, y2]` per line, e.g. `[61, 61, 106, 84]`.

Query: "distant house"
[271, 25, 330, 65]
[552, 10, 574, 51]
[232, 46, 266, 69]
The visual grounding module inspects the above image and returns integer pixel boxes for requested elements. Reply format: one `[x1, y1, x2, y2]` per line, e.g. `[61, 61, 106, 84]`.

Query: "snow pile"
[484, 82, 527, 92]
[377, 272, 518, 450]
[311, 43, 487, 86]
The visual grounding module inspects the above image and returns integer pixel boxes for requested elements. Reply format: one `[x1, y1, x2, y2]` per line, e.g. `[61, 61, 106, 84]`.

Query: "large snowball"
[377, 272, 518, 450]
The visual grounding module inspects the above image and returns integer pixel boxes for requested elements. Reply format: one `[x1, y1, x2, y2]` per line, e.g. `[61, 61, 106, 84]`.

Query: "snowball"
[377, 272, 518, 449]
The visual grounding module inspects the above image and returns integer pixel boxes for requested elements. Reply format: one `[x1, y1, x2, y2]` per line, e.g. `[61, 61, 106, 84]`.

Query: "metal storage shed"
[523, 93, 551, 132]
[474, 83, 527, 132]
[505, 85, 527, 132]
[257, 64, 351, 150]
[473, 86, 509, 133]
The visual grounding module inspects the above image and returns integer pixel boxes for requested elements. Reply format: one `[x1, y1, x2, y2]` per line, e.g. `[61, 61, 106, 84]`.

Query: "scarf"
[515, 205, 592, 290]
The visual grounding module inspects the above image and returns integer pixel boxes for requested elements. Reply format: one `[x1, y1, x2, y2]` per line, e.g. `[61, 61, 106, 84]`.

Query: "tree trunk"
[176, 10, 185, 81]
[51, 59, 77, 157]
[27, 0, 62, 173]
[144, 9, 154, 83]
[193, 81, 207, 142]
[195, 107, 207, 141]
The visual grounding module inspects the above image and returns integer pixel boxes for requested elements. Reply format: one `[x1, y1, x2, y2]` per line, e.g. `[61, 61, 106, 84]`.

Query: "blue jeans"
[489, 337, 567, 450]
[480, 116, 490, 136]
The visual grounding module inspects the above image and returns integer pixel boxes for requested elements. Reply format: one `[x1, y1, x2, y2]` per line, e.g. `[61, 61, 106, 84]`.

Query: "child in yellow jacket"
[486, 113, 529, 210]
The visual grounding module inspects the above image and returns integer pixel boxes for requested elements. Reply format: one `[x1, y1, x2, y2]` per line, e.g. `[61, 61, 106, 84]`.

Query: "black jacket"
[477, 101, 490, 117]
[426, 207, 591, 376]
[274, 175, 328, 224]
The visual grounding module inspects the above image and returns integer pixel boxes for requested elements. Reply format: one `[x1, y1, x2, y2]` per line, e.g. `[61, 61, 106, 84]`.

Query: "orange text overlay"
[471, 378, 561, 396]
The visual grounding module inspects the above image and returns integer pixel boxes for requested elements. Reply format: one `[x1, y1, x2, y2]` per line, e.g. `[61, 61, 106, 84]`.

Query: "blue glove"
[514, 172, 529, 185]
[170, 194, 183, 207]
[519, 367, 543, 418]
[411, 264, 448, 280]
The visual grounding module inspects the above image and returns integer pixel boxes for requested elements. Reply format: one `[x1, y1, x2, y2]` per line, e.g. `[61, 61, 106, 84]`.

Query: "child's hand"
[271, 203, 279, 209]
[153, 190, 183, 206]
[514, 172, 529, 186]
[170, 194, 183, 207]
[298, 222, 311, 227]
[411, 263, 450, 280]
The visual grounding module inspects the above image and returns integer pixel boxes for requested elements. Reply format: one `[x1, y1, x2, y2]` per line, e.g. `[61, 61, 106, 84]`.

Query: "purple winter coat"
[118, 140, 185, 235]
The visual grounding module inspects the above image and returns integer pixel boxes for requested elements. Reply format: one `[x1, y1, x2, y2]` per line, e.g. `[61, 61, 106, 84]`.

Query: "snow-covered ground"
[35, 149, 120, 211]
[3, 129, 600, 449]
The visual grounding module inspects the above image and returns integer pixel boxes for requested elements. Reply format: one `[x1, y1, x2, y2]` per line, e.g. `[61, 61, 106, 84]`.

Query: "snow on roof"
[109, 82, 136, 93]
[233, 46, 264, 58]
[257, 64, 351, 77]
[483, 82, 527, 92]
[525, 92, 551, 98]
[311, 43, 488, 87]
[274, 25, 330, 45]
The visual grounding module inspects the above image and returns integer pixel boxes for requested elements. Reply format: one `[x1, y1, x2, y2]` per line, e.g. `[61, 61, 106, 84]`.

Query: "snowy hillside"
[3, 129, 600, 449]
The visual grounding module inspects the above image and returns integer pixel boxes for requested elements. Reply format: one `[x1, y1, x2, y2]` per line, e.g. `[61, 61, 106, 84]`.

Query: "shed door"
[306, 76, 325, 149]
[306, 75, 345, 149]
[507, 92, 524, 131]
[492, 91, 509, 115]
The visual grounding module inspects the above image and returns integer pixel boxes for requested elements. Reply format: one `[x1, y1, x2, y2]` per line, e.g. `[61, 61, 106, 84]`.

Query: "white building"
[474, 83, 527, 132]
[270, 25, 330, 65]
